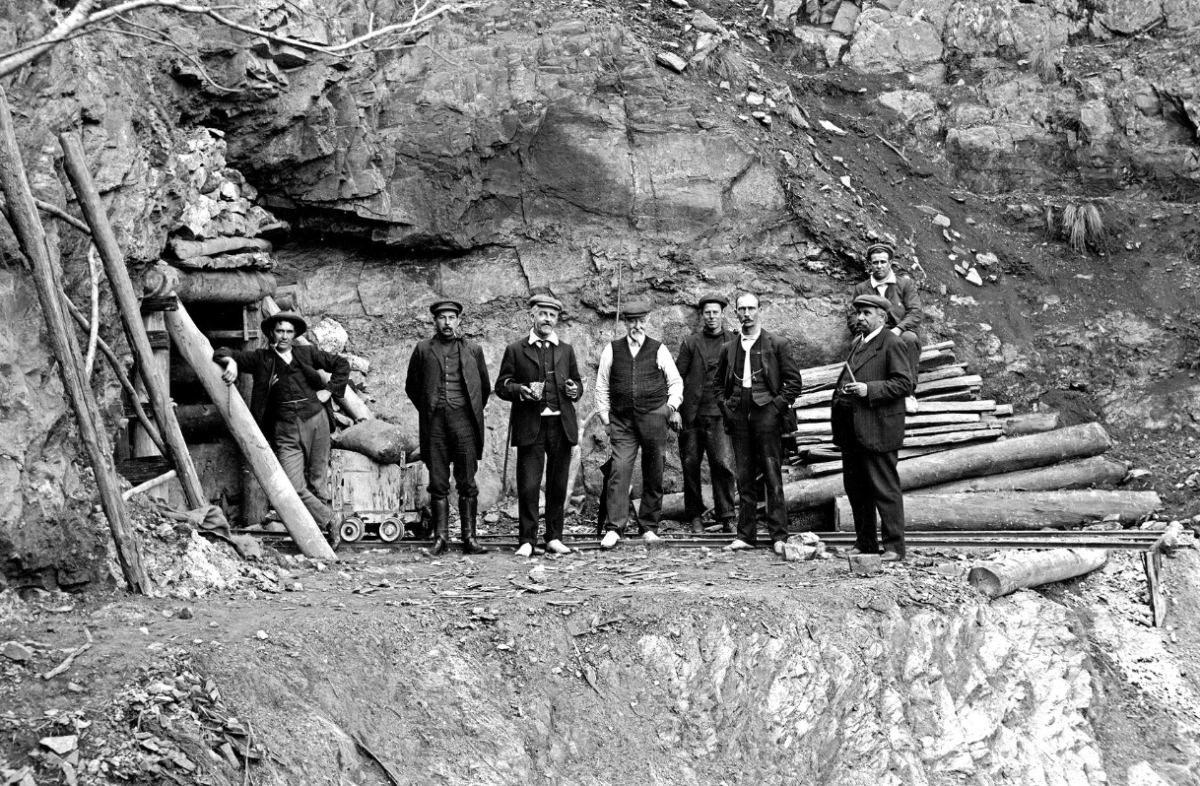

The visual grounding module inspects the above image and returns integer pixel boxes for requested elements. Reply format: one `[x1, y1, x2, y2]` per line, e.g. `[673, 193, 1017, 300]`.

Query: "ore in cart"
[330, 451, 430, 543]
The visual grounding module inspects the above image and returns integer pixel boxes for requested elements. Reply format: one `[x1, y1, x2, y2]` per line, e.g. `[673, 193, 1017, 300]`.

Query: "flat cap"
[852, 294, 892, 312]
[429, 299, 464, 316]
[865, 241, 896, 260]
[621, 298, 654, 319]
[697, 293, 728, 309]
[528, 294, 564, 312]
[261, 311, 307, 337]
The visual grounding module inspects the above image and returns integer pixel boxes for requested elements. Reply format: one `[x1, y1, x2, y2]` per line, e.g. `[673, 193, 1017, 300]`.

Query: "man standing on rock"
[494, 295, 584, 558]
[594, 298, 684, 549]
[675, 294, 738, 534]
[849, 241, 922, 413]
[832, 294, 915, 562]
[214, 311, 350, 549]
[714, 293, 803, 555]
[405, 300, 491, 556]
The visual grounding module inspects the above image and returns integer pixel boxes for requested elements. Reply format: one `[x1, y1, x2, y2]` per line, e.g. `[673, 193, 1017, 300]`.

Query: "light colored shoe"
[881, 551, 905, 563]
[546, 539, 572, 555]
[723, 539, 754, 552]
[642, 531, 660, 544]
[773, 541, 786, 556]
[514, 543, 533, 558]
[905, 396, 919, 414]
[600, 531, 620, 549]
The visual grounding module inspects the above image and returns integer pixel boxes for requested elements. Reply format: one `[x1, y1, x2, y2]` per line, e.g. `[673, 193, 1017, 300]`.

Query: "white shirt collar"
[627, 334, 645, 348]
[274, 347, 294, 363]
[528, 330, 559, 346]
[740, 329, 761, 345]
[859, 324, 885, 345]
[871, 271, 897, 289]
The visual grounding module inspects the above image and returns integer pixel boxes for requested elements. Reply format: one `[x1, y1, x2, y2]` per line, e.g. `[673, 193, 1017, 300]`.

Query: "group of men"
[213, 241, 923, 562]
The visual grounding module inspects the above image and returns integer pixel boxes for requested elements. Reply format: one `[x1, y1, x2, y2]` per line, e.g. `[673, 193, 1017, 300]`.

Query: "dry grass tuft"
[1058, 202, 1106, 253]
[1029, 38, 1060, 83]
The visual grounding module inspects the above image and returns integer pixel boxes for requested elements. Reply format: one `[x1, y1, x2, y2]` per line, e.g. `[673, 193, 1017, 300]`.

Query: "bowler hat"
[429, 299, 464, 316]
[621, 298, 654, 319]
[697, 293, 728, 310]
[865, 241, 895, 261]
[528, 294, 564, 313]
[261, 311, 307, 337]
[853, 294, 892, 312]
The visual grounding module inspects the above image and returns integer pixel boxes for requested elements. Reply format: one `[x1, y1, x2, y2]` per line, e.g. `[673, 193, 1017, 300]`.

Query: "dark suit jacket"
[712, 329, 803, 419]
[494, 336, 583, 447]
[405, 337, 491, 458]
[213, 345, 349, 427]
[676, 329, 736, 426]
[831, 329, 914, 453]
[848, 275, 923, 334]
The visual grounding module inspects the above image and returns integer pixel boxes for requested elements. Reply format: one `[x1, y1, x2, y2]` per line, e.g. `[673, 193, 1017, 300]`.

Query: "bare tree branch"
[0, 0, 98, 79]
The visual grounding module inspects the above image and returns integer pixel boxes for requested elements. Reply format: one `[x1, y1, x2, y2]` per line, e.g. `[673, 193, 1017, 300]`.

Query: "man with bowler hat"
[675, 294, 738, 534]
[594, 298, 683, 549]
[832, 293, 915, 562]
[849, 240, 922, 413]
[495, 294, 584, 557]
[405, 299, 492, 555]
[214, 311, 350, 548]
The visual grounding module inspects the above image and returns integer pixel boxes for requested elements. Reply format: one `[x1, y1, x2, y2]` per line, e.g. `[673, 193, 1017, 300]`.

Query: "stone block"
[849, 553, 882, 575]
[2, 641, 32, 661]
[831, 2, 860, 35]
[783, 543, 818, 561]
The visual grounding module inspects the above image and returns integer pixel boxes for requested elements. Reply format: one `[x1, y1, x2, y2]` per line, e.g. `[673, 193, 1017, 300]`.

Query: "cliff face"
[2, 0, 1200, 585]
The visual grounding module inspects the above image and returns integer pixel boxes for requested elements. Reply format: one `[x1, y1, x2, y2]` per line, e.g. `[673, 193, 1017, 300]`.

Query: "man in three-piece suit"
[494, 295, 584, 557]
[714, 293, 803, 555]
[832, 294, 916, 562]
[405, 299, 491, 556]
[214, 311, 349, 549]
[849, 241, 922, 413]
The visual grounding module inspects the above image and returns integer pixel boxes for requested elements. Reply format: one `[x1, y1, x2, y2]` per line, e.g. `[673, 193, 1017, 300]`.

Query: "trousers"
[679, 414, 737, 523]
[516, 417, 572, 545]
[841, 447, 905, 557]
[728, 397, 788, 544]
[426, 406, 479, 500]
[272, 410, 333, 527]
[604, 404, 669, 534]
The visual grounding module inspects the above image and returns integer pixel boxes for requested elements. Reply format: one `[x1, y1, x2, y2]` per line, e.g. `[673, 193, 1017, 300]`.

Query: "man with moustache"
[214, 311, 350, 548]
[405, 300, 491, 556]
[594, 298, 684, 549]
[832, 294, 915, 562]
[675, 294, 738, 534]
[494, 295, 584, 557]
[714, 293, 803, 555]
[849, 241, 922, 413]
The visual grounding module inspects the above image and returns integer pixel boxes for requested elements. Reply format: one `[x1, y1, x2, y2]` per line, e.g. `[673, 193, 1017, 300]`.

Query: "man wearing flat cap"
[675, 294, 738, 534]
[832, 294, 915, 562]
[405, 299, 491, 555]
[495, 294, 584, 557]
[849, 241, 923, 413]
[594, 298, 684, 549]
[714, 293, 803, 555]
[214, 311, 350, 548]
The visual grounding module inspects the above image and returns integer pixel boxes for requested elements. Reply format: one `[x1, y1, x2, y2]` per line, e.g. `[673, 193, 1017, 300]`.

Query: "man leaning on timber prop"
[832, 294, 915, 563]
[214, 311, 350, 550]
[494, 294, 584, 558]
[675, 293, 738, 534]
[405, 299, 492, 556]
[714, 293, 803, 556]
[849, 241, 922, 414]
[594, 298, 684, 550]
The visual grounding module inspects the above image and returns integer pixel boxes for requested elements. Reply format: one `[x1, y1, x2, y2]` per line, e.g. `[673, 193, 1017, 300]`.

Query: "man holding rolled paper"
[495, 295, 584, 557]
[832, 294, 916, 562]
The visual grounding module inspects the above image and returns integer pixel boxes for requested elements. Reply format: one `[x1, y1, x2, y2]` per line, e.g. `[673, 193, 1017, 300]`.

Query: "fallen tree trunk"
[968, 549, 1109, 598]
[332, 420, 417, 464]
[918, 456, 1129, 494]
[171, 236, 272, 260]
[780, 422, 1114, 512]
[165, 301, 337, 560]
[834, 489, 1161, 531]
[144, 265, 276, 304]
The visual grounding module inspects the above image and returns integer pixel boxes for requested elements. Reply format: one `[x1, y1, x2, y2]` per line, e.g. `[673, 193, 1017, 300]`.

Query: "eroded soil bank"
[3, 544, 1199, 785]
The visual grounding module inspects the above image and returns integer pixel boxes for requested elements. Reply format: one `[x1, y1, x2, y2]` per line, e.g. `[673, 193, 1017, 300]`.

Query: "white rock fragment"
[655, 52, 688, 72]
[819, 119, 847, 136]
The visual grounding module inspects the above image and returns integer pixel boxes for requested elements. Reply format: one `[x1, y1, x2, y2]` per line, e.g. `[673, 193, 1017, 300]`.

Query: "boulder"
[844, 10, 943, 74]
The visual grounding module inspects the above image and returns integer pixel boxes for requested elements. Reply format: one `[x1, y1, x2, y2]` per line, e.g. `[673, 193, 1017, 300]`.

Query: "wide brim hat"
[621, 297, 654, 319]
[697, 293, 728, 309]
[528, 294, 565, 313]
[852, 294, 892, 312]
[429, 299, 464, 316]
[261, 311, 307, 337]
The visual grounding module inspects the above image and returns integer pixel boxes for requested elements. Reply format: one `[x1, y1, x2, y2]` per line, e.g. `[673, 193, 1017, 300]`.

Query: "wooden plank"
[1143, 551, 1167, 628]
[905, 422, 1001, 438]
[916, 375, 983, 394]
[902, 428, 1002, 448]
[59, 132, 207, 510]
[917, 364, 968, 383]
[0, 90, 149, 592]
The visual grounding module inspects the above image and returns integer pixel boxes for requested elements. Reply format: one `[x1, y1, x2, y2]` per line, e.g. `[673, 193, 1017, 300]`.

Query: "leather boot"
[430, 498, 450, 556]
[460, 496, 488, 555]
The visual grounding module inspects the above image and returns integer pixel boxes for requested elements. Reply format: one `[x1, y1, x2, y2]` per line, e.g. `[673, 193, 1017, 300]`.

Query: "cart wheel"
[340, 516, 365, 543]
[378, 517, 403, 543]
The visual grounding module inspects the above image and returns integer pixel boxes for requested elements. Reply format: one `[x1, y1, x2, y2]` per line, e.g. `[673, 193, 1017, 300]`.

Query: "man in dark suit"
[405, 299, 491, 555]
[494, 295, 584, 557]
[849, 241, 922, 413]
[714, 293, 803, 555]
[214, 311, 350, 548]
[675, 294, 738, 534]
[832, 294, 916, 562]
